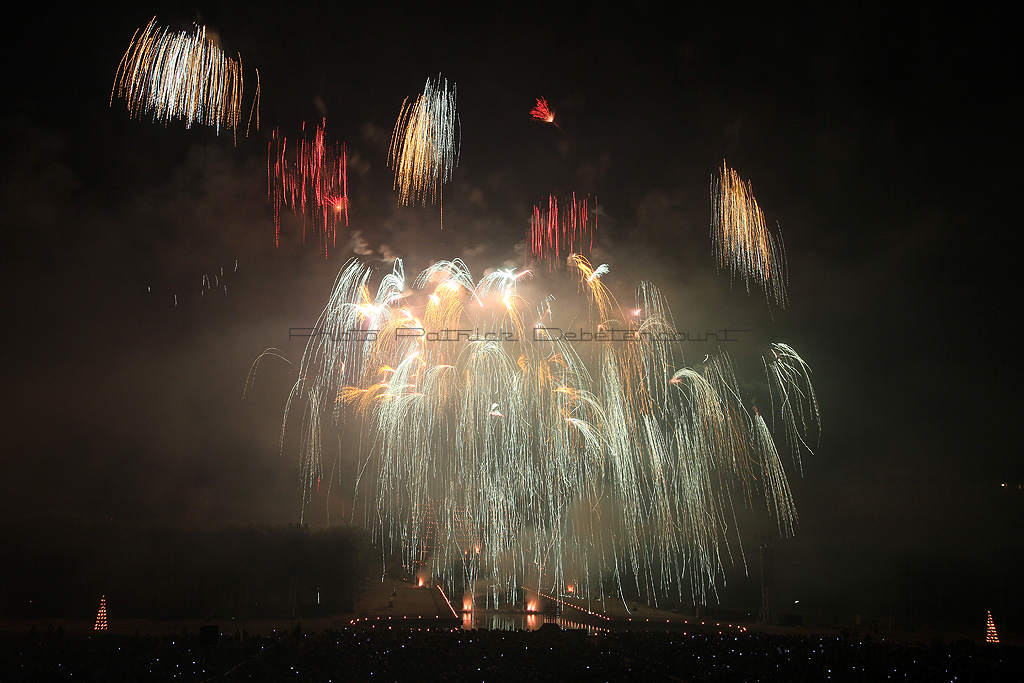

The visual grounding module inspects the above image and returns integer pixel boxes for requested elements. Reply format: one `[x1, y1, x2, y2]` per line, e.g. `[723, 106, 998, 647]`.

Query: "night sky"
[2, 3, 1019, 627]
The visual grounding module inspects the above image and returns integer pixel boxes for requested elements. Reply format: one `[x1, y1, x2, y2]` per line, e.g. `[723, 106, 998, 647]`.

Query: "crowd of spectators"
[1, 623, 1019, 682]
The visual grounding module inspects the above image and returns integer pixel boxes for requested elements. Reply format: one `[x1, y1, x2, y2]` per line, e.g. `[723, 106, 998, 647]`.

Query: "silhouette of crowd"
[1, 623, 1019, 682]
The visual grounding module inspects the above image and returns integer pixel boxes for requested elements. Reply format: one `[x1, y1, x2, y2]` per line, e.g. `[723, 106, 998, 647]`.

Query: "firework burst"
[530, 97, 556, 124]
[111, 17, 258, 139]
[530, 96, 570, 143]
[279, 255, 816, 609]
[388, 76, 460, 220]
[711, 161, 787, 306]
[528, 193, 596, 270]
[268, 119, 348, 257]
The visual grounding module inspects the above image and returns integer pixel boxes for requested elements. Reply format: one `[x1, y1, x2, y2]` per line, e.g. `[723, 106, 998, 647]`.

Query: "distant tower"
[758, 542, 774, 624]
[94, 595, 108, 631]
[986, 611, 1000, 643]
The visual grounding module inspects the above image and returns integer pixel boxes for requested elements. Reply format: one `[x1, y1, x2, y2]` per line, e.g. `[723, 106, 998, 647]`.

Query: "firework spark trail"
[388, 76, 460, 224]
[279, 255, 817, 608]
[528, 194, 596, 270]
[247, 68, 260, 137]
[268, 119, 349, 257]
[764, 342, 820, 473]
[111, 17, 257, 140]
[711, 161, 787, 306]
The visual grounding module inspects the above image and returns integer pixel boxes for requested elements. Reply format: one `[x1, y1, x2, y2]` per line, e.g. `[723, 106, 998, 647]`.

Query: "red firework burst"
[530, 97, 556, 124]
[530, 96, 572, 145]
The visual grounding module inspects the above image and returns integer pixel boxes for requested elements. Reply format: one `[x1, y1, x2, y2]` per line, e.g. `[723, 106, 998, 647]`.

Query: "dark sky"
[2, 2, 1020, 625]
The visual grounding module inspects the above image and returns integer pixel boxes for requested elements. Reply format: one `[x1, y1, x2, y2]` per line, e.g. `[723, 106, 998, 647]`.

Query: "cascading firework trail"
[388, 76, 460, 222]
[111, 17, 258, 139]
[279, 255, 818, 609]
[527, 193, 595, 271]
[711, 161, 787, 306]
[763, 343, 820, 473]
[268, 119, 348, 257]
[752, 407, 798, 537]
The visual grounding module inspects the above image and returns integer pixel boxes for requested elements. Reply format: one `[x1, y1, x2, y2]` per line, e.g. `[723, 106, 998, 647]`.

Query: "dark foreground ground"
[2, 625, 1020, 682]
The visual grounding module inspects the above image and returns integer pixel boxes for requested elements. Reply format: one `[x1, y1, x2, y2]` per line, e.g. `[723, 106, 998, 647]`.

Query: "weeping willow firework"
[711, 162, 787, 306]
[279, 253, 818, 609]
[268, 119, 349, 257]
[111, 17, 259, 138]
[388, 76, 460, 212]
[527, 194, 595, 271]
